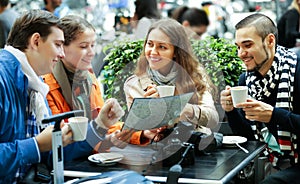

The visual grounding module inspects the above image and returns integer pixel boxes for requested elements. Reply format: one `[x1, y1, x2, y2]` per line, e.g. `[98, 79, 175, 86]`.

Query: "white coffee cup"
[68, 116, 88, 141]
[230, 86, 248, 108]
[157, 85, 175, 97]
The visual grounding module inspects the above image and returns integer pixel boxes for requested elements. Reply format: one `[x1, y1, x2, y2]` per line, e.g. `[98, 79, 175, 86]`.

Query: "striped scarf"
[246, 46, 298, 166]
[147, 64, 178, 86]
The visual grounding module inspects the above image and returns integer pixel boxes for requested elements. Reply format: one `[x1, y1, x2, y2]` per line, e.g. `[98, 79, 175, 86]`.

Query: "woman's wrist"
[91, 120, 108, 136]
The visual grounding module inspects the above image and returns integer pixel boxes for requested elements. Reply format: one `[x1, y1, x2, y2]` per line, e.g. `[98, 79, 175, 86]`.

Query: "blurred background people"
[201, 1, 227, 38]
[131, 0, 161, 40]
[0, 0, 18, 48]
[277, 0, 300, 55]
[43, 0, 64, 17]
[170, 6, 209, 40]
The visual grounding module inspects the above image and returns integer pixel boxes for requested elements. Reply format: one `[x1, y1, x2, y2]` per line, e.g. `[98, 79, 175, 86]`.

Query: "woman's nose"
[88, 46, 95, 57]
[150, 46, 158, 55]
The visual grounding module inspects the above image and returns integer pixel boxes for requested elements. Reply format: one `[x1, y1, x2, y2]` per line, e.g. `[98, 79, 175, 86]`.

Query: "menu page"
[123, 92, 194, 130]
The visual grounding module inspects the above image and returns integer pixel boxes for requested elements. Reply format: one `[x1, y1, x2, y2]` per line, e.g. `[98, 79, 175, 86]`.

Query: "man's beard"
[247, 44, 269, 72]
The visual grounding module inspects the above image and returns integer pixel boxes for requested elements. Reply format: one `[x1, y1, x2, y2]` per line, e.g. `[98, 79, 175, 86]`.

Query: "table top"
[64, 141, 265, 184]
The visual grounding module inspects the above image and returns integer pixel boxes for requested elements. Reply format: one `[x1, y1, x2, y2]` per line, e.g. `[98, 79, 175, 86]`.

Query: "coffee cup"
[68, 116, 88, 141]
[157, 85, 175, 97]
[230, 86, 248, 108]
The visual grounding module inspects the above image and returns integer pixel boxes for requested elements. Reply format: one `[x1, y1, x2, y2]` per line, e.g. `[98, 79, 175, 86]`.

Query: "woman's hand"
[142, 126, 167, 142]
[144, 84, 158, 98]
[179, 103, 194, 122]
[109, 129, 135, 149]
[95, 98, 125, 129]
[98, 129, 135, 151]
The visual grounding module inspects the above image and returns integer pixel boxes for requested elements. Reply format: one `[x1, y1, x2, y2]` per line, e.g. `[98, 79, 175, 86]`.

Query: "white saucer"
[222, 136, 247, 145]
[88, 152, 124, 166]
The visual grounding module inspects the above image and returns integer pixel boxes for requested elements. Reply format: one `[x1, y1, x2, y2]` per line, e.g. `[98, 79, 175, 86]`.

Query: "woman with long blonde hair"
[124, 18, 219, 142]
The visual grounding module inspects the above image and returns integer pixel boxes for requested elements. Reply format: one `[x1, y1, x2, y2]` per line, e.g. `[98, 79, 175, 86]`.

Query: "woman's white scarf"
[147, 63, 178, 86]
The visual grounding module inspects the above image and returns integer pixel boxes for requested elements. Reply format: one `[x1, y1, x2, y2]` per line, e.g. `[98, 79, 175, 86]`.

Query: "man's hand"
[95, 98, 125, 129]
[35, 121, 73, 152]
[220, 86, 234, 112]
[236, 98, 274, 123]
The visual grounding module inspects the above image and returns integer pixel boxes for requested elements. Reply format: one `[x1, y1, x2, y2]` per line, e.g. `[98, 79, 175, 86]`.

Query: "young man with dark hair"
[220, 13, 300, 183]
[0, 9, 124, 183]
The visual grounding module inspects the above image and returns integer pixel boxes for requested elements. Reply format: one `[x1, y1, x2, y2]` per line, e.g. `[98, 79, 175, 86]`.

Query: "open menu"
[122, 92, 194, 131]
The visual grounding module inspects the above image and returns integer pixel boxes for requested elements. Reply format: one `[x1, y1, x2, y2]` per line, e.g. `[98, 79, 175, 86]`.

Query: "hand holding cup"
[68, 116, 89, 141]
[230, 86, 248, 108]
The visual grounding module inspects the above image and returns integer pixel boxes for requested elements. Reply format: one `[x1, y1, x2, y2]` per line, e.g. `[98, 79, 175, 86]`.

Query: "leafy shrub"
[191, 37, 245, 92]
[101, 39, 144, 111]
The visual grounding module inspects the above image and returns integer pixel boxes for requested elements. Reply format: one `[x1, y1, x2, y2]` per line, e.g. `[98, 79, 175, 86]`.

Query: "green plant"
[101, 39, 144, 111]
[191, 37, 245, 92]
[101, 36, 244, 112]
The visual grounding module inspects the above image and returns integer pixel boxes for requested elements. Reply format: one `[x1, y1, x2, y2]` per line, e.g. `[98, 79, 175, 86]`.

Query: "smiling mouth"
[242, 57, 253, 63]
[82, 59, 92, 64]
[149, 56, 162, 62]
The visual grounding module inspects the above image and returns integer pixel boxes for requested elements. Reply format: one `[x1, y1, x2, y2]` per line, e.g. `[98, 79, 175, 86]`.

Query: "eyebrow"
[79, 41, 95, 44]
[235, 40, 252, 46]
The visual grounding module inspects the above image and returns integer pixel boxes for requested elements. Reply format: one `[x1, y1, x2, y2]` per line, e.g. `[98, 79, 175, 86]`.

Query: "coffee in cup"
[157, 85, 175, 97]
[230, 86, 248, 108]
[68, 116, 88, 141]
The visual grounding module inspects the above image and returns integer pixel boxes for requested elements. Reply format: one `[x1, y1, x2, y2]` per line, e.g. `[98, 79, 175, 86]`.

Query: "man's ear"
[29, 33, 41, 50]
[266, 33, 276, 47]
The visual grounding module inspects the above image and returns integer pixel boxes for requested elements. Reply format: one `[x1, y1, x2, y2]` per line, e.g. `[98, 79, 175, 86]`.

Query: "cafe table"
[64, 141, 266, 184]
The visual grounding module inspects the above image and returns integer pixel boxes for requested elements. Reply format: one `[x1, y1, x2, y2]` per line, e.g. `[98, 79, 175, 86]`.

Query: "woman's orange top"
[43, 72, 148, 145]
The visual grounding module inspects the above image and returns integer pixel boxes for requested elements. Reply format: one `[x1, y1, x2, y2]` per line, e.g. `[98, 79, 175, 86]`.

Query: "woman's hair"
[135, 18, 210, 102]
[58, 15, 95, 46]
[289, 0, 300, 14]
[134, 0, 160, 20]
[7, 9, 61, 51]
[235, 13, 278, 42]
[171, 6, 209, 27]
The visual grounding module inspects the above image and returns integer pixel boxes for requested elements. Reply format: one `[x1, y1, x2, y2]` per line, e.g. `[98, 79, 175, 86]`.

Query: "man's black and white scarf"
[246, 46, 298, 166]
